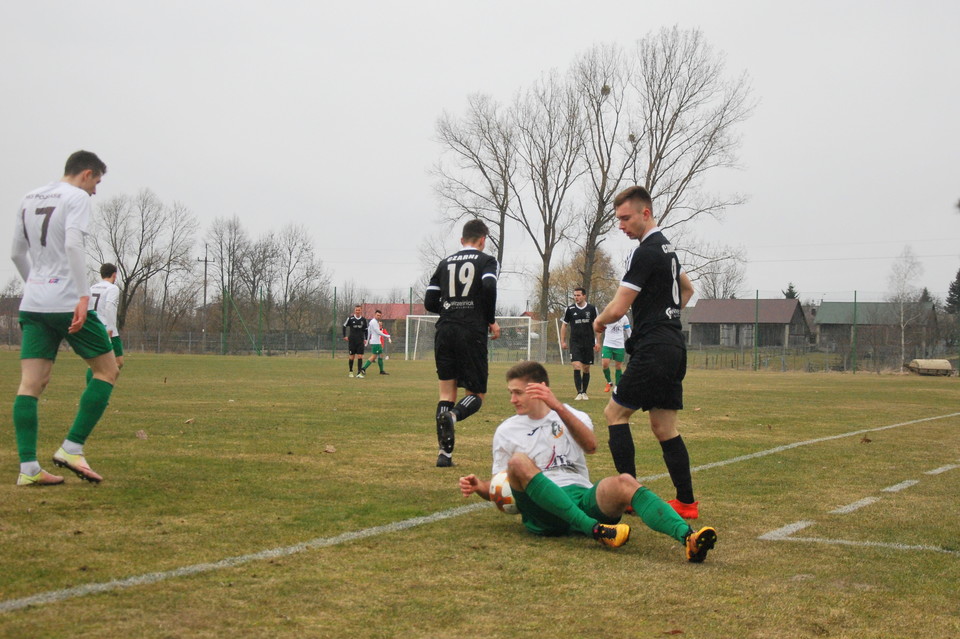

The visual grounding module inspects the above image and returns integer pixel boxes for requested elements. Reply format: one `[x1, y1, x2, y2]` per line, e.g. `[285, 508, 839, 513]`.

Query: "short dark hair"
[506, 360, 549, 386]
[100, 263, 118, 278]
[462, 219, 489, 242]
[613, 185, 652, 210]
[64, 150, 107, 177]
[375, 309, 383, 315]
[574, 287, 586, 295]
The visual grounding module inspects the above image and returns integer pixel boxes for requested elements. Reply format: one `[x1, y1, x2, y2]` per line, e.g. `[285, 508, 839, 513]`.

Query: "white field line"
[829, 497, 879, 514]
[882, 480, 919, 493]
[636, 412, 960, 483]
[0, 502, 488, 614]
[925, 464, 959, 475]
[774, 536, 960, 556]
[757, 521, 816, 540]
[3, 411, 958, 615]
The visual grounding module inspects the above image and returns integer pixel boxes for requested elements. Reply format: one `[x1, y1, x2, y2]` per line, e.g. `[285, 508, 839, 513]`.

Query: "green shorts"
[514, 483, 620, 536]
[371, 344, 383, 355]
[19, 311, 113, 361]
[112, 335, 124, 357]
[602, 346, 625, 362]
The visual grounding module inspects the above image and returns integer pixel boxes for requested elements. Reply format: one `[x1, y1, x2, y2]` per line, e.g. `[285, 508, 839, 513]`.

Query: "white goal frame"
[404, 315, 544, 362]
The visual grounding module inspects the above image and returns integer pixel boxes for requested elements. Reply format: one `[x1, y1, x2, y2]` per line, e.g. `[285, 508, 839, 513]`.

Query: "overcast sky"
[3, 1, 958, 310]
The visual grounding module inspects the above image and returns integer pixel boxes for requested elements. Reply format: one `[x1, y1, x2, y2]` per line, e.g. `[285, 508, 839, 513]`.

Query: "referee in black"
[425, 219, 501, 467]
[342, 304, 368, 378]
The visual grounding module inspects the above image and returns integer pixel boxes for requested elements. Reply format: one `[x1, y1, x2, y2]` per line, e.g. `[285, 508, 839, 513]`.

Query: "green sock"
[631, 486, 693, 543]
[523, 473, 597, 536]
[65, 378, 114, 446]
[615, 369, 622, 385]
[85, 367, 93, 385]
[378, 358, 384, 372]
[603, 368, 611, 383]
[13, 395, 39, 463]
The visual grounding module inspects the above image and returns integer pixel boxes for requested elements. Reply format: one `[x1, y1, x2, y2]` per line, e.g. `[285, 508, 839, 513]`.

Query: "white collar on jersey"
[640, 226, 661, 243]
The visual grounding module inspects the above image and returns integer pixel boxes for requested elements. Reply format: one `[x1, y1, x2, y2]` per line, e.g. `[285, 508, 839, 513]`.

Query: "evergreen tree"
[782, 282, 799, 299]
[945, 268, 960, 314]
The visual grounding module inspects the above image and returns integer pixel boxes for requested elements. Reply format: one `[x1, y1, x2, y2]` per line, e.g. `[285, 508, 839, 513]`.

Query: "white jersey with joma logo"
[491, 405, 593, 489]
[602, 316, 631, 349]
[14, 181, 91, 312]
[89, 280, 121, 337]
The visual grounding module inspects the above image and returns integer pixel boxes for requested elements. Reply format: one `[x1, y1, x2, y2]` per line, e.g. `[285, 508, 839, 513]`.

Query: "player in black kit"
[560, 287, 599, 400]
[593, 186, 700, 521]
[424, 219, 501, 467]
[342, 305, 368, 377]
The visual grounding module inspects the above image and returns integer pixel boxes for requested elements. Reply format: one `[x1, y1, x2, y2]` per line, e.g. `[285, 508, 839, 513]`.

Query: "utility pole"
[197, 244, 216, 354]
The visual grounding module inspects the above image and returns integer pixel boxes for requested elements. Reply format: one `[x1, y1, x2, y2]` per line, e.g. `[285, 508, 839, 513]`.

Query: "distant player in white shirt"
[10, 151, 119, 486]
[600, 315, 631, 393]
[358, 309, 391, 376]
[86, 263, 124, 384]
[457, 361, 716, 561]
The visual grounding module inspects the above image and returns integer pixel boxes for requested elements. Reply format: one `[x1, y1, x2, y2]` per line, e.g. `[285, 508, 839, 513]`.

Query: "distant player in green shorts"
[86, 262, 124, 384]
[10, 151, 120, 486]
[458, 361, 716, 561]
[358, 309, 391, 377]
[601, 315, 631, 393]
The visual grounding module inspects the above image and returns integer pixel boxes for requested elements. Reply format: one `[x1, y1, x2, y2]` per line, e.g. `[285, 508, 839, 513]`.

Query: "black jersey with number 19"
[424, 248, 498, 332]
[621, 231, 685, 349]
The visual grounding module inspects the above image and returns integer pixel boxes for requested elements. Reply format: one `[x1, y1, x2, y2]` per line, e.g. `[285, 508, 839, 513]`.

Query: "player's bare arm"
[459, 474, 491, 500]
[594, 285, 638, 334]
[525, 382, 597, 454]
[69, 296, 91, 334]
[679, 271, 694, 309]
[489, 321, 501, 340]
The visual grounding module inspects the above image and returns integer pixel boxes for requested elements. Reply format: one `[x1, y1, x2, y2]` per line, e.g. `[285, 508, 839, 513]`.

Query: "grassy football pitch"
[0, 351, 958, 638]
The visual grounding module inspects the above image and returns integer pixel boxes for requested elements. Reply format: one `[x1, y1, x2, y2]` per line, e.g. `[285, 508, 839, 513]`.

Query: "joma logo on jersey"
[47, 278, 61, 284]
[551, 421, 563, 438]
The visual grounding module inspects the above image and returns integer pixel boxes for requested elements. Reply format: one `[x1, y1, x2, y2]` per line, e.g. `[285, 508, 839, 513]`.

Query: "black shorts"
[348, 338, 365, 355]
[569, 340, 595, 365]
[613, 342, 686, 412]
[434, 325, 489, 394]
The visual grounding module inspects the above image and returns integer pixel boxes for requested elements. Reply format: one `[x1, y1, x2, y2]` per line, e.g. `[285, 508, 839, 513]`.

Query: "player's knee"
[506, 453, 537, 484]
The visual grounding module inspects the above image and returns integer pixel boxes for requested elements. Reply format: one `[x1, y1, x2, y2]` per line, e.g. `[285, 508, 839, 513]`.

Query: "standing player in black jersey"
[593, 186, 700, 520]
[560, 287, 599, 400]
[425, 220, 501, 467]
[342, 305, 368, 377]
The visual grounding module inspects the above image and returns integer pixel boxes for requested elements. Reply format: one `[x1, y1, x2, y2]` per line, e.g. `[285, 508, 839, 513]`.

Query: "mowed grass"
[0, 351, 958, 638]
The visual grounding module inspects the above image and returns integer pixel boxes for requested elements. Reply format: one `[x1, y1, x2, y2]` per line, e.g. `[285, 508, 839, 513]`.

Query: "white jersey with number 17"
[14, 181, 91, 313]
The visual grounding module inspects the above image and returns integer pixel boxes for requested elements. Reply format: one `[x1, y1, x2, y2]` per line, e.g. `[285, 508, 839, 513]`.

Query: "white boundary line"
[3, 411, 958, 614]
[829, 497, 879, 514]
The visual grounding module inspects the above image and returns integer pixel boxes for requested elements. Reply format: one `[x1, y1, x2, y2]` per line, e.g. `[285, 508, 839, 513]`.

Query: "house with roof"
[813, 301, 936, 351]
[687, 298, 811, 347]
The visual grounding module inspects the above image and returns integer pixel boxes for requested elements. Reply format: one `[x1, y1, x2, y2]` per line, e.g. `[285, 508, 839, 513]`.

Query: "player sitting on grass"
[458, 360, 716, 560]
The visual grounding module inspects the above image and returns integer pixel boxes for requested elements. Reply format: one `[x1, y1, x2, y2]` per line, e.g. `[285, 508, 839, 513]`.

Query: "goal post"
[404, 315, 548, 363]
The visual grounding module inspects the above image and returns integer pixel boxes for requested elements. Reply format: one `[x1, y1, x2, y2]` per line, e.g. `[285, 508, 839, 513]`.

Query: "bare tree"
[685, 242, 747, 299]
[887, 246, 925, 370]
[207, 215, 249, 339]
[434, 93, 517, 266]
[544, 246, 620, 314]
[631, 27, 754, 273]
[510, 71, 586, 321]
[275, 224, 328, 337]
[89, 189, 184, 330]
[152, 201, 199, 348]
[571, 43, 641, 297]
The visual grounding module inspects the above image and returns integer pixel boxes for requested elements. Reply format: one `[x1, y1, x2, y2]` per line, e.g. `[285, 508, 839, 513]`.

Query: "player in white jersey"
[458, 361, 716, 561]
[600, 315, 631, 393]
[10, 151, 119, 486]
[86, 263, 124, 384]
[358, 309, 391, 376]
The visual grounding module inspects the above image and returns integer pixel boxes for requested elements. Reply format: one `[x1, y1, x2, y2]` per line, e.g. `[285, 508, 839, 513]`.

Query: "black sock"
[607, 423, 636, 477]
[573, 370, 582, 393]
[452, 395, 482, 421]
[436, 401, 455, 448]
[660, 435, 694, 503]
[582, 373, 590, 393]
[349, 360, 354, 372]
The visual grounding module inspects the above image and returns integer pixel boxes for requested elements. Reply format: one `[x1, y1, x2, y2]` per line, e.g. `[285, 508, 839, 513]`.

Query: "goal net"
[404, 315, 549, 363]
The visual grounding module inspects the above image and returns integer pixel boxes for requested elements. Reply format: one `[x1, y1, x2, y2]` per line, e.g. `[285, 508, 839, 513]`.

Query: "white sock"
[61, 440, 83, 455]
[21, 461, 42, 476]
